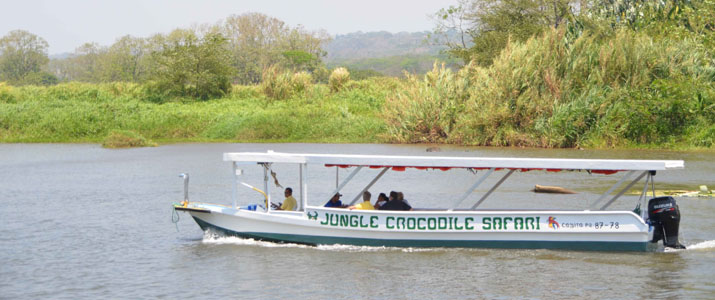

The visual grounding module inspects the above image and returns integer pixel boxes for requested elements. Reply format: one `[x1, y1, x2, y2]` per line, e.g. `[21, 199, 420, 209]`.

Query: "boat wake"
[684, 240, 715, 250]
[202, 235, 312, 249]
[201, 234, 438, 252]
[664, 240, 715, 252]
[315, 244, 437, 253]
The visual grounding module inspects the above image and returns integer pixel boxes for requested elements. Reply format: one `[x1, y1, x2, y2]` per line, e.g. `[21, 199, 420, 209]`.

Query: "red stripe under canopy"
[324, 164, 621, 174]
[224, 152, 684, 172]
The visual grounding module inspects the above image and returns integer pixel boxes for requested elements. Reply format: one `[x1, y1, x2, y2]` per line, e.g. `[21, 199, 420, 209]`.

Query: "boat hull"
[179, 204, 652, 252]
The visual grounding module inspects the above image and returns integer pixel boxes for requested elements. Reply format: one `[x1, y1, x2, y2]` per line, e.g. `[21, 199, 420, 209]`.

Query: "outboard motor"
[648, 196, 685, 249]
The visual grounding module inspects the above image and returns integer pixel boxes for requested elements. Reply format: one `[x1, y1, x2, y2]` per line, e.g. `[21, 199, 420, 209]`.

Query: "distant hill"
[324, 31, 444, 61]
[49, 52, 73, 60]
[324, 31, 459, 76]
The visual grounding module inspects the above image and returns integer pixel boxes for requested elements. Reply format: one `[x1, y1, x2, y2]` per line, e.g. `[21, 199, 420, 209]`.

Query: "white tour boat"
[173, 151, 686, 251]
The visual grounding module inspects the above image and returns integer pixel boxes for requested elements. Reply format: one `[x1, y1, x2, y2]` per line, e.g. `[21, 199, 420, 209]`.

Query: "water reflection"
[642, 253, 686, 299]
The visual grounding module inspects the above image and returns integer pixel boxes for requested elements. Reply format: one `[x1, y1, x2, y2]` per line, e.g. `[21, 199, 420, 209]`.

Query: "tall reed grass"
[384, 28, 714, 148]
[329, 67, 350, 93]
[260, 66, 315, 100]
[382, 63, 469, 143]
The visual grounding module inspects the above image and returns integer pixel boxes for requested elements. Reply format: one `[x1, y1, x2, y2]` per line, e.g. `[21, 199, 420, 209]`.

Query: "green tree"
[587, 0, 714, 42]
[72, 42, 104, 82]
[280, 25, 329, 72]
[433, 0, 575, 65]
[222, 12, 330, 83]
[150, 28, 233, 100]
[222, 13, 288, 84]
[102, 35, 150, 82]
[0, 30, 51, 84]
[46, 42, 107, 83]
[282, 50, 316, 70]
[50, 36, 153, 83]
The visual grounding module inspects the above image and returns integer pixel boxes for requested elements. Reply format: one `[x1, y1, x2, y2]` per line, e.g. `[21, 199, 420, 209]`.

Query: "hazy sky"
[1, 0, 457, 54]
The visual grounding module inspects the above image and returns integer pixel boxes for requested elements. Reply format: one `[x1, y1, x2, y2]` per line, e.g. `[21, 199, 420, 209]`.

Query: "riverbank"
[0, 76, 713, 150]
[1, 29, 713, 150]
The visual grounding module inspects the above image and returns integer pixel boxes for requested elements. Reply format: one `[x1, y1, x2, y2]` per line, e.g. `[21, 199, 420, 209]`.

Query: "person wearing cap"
[324, 193, 347, 208]
[348, 191, 374, 210]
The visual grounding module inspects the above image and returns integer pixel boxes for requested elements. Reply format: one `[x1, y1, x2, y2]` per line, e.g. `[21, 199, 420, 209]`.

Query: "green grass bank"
[0, 79, 394, 144]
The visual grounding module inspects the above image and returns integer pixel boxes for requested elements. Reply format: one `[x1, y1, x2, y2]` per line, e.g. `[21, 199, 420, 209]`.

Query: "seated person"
[348, 191, 375, 210]
[397, 192, 411, 206]
[324, 193, 347, 208]
[273, 187, 297, 211]
[378, 191, 412, 211]
[373, 193, 389, 209]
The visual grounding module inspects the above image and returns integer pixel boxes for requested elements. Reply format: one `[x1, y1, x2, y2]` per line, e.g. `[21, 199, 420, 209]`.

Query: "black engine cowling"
[648, 196, 685, 249]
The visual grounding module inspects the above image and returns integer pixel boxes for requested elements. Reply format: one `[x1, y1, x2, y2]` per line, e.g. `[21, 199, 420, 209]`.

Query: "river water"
[1, 143, 713, 299]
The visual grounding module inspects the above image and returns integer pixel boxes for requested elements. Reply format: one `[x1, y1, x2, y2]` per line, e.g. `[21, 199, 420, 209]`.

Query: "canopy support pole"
[232, 162, 238, 209]
[650, 171, 656, 198]
[298, 164, 303, 211]
[329, 166, 363, 200]
[348, 167, 389, 206]
[301, 163, 308, 211]
[589, 170, 635, 210]
[450, 168, 494, 211]
[471, 169, 515, 209]
[599, 171, 647, 210]
[637, 172, 650, 218]
[263, 163, 271, 212]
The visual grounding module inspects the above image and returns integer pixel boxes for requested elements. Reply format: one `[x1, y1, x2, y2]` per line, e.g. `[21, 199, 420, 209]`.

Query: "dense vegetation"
[0, 1, 713, 149]
[393, 0, 714, 148]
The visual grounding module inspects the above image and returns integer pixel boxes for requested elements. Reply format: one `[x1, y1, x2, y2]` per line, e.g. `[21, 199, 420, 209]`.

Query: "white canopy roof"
[223, 151, 684, 172]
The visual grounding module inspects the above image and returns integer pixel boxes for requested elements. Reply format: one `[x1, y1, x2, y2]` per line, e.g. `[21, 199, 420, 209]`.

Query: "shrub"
[349, 68, 384, 80]
[102, 130, 157, 148]
[291, 71, 313, 94]
[0, 82, 16, 102]
[19, 72, 58, 86]
[261, 65, 293, 100]
[261, 67, 314, 100]
[329, 67, 350, 93]
[231, 85, 261, 99]
[382, 63, 469, 143]
[312, 67, 331, 83]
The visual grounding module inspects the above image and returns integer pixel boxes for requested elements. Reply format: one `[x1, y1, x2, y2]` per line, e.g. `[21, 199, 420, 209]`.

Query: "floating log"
[532, 184, 577, 194]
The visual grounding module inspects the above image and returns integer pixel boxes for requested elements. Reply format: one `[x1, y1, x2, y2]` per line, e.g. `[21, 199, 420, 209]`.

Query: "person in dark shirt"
[324, 193, 347, 208]
[378, 191, 412, 211]
[374, 193, 389, 209]
[396, 192, 411, 206]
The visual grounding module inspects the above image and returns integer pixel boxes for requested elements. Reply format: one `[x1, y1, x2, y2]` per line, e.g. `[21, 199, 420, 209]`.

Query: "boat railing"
[413, 208, 588, 212]
[224, 152, 681, 217]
